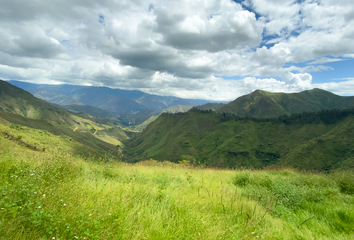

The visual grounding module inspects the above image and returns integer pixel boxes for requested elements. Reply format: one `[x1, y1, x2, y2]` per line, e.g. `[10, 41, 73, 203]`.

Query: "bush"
[232, 172, 250, 187]
[338, 179, 354, 195]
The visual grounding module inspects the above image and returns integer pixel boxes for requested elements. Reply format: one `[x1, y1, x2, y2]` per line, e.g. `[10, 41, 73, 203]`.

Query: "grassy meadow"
[1, 123, 354, 239]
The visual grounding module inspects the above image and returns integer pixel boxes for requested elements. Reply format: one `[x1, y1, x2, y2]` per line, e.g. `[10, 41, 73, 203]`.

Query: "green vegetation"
[132, 105, 195, 131]
[191, 103, 224, 111]
[1, 123, 354, 239]
[216, 88, 354, 118]
[0, 80, 138, 151]
[126, 109, 354, 171]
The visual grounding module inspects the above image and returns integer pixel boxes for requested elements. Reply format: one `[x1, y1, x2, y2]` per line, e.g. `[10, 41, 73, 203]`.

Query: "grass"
[1, 123, 354, 239]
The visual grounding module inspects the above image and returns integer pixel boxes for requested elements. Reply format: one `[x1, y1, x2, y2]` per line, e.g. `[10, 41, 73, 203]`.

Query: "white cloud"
[307, 57, 344, 65]
[0, 0, 353, 101]
[314, 79, 354, 95]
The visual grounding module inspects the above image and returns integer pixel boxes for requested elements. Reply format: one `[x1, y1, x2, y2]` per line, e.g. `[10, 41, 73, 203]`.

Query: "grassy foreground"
[1, 124, 354, 239]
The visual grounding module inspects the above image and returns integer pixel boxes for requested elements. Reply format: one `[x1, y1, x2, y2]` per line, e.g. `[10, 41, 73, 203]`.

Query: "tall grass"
[1, 124, 354, 239]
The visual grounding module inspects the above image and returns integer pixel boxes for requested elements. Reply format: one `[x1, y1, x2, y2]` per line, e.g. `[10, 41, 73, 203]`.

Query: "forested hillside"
[126, 108, 354, 171]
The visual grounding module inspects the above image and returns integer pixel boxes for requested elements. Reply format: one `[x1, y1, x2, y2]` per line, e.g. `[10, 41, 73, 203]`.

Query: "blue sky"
[0, 0, 353, 100]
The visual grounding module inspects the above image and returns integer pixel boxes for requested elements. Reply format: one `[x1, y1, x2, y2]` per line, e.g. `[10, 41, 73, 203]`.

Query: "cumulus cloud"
[154, 7, 263, 52]
[0, 0, 353, 101]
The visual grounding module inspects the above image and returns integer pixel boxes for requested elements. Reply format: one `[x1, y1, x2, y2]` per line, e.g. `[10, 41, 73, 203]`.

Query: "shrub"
[232, 172, 250, 187]
[338, 179, 354, 195]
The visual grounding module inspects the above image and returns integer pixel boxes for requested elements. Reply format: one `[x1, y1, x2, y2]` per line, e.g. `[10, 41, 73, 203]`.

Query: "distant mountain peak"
[217, 88, 354, 118]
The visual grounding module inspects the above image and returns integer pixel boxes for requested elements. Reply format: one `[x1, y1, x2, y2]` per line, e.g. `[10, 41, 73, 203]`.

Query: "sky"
[0, 0, 353, 101]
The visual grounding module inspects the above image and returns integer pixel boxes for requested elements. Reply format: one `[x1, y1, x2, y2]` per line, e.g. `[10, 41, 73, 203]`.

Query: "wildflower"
[34, 192, 37, 194]
[30, 174, 34, 176]
[43, 194, 46, 198]
[38, 206, 41, 209]
[251, 232, 255, 234]
[63, 204, 67, 206]
[74, 237, 78, 239]
[52, 238, 55, 239]
[89, 214, 92, 216]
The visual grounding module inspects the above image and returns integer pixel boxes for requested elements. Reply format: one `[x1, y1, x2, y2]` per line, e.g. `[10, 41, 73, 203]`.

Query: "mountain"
[54, 104, 114, 119]
[216, 88, 354, 118]
[135, 95, 169, 110]
[191, 103, 224, 111]
[116, 105, 195, 127]
[0, 80, 136, 155]
[125, 108, 354, 171]
[28, 88, 82, 105]
[99, 96, 147, 113]
[0, 80, 76, 125]
[8, 80, 211, 112]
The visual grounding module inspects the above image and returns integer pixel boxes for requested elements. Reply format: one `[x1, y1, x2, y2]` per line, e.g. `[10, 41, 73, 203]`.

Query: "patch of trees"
[277, 108, 354, 125]
[166, 107, 354, 125]
[216, 108, 354, 125]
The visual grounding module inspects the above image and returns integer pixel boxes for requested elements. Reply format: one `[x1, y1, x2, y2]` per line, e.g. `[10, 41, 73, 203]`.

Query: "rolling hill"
[216, 88, 354, 118]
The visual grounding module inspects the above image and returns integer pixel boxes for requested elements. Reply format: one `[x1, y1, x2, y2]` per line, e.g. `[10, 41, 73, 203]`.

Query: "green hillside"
[0, 80, 136, 151]
[217, 88, 354, 118]
[191, 102, 224, 111]
[0, 80, 76, 125]
[126, 109, 354, 171]
[0, 111, 121, 158]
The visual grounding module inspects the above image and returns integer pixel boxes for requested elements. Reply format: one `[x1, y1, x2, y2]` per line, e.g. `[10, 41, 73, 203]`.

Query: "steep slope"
[0, 80, 76, 125]
[100, 96, 146, 113]
[57, 104, 114, 118]
[135, 95, 168, 110]
[0, 80, 134, 150]
[216, 88, 354, 118]
[126, 109, 354, 171]
[0, 111, 119, 157]
[29, 88, 82, 105]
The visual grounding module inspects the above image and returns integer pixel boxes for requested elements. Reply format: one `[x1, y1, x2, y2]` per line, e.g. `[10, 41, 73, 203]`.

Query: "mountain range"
[126, 108, 354, 171]
[8, 80, 211, 112]
[8, 80, 218, 127]
[2, 79, 354, 171]
[0, 80, 137, 158]
[126, 88, 354, 171]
